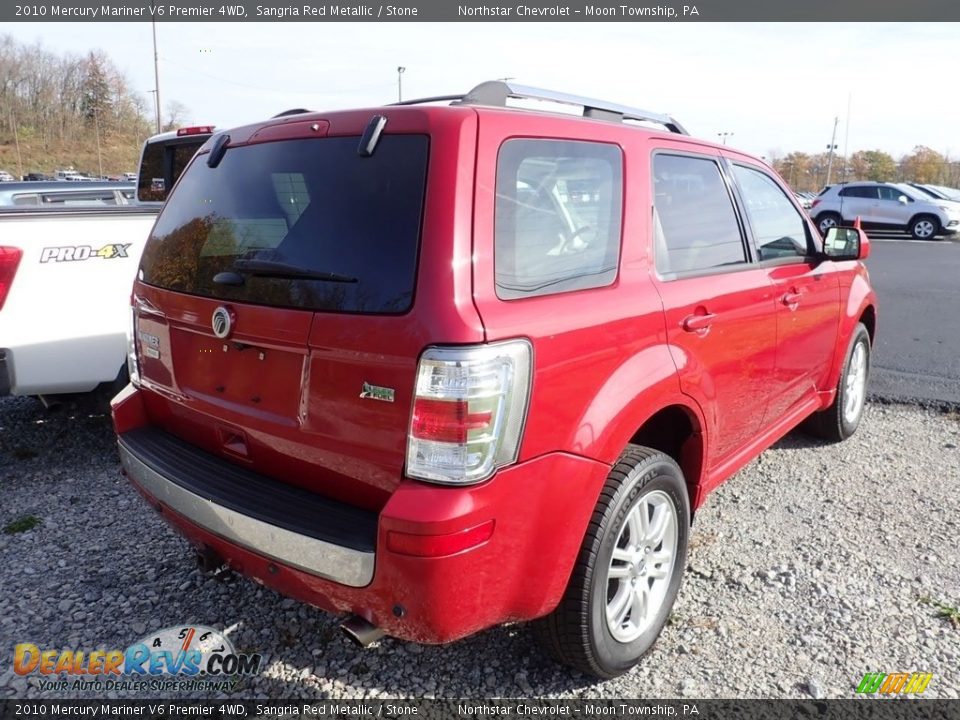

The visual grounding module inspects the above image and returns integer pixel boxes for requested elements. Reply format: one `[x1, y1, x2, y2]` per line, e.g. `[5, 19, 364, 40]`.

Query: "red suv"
[112, 81, 877, 678]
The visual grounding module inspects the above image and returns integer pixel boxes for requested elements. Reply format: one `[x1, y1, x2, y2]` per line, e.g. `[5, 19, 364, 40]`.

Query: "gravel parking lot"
[1, 395, 958, 700]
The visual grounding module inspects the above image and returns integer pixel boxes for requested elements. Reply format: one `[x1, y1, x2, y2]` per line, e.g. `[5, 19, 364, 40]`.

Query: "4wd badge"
[360, 382, 395, 403]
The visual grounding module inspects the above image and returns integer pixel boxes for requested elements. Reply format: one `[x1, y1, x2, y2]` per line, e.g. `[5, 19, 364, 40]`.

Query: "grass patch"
[919, 595, 960, 628]
[3, 515, 42, 534]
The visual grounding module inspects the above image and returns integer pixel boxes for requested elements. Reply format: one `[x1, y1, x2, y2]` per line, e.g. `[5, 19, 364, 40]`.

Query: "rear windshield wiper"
[231, 258, 358, 283]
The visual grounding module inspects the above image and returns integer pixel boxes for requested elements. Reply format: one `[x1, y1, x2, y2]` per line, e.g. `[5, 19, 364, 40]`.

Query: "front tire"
[909, 215, 940, 240]
[534, 446, 689, 678]
[804, 323, 871, 442]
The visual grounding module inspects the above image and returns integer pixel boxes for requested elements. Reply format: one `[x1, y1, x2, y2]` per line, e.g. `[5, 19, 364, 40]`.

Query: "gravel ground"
[1, 395, 958, 700]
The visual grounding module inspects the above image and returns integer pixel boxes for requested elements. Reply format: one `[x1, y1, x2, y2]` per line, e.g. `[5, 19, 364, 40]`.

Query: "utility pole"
[152, 15, 162, 133]
[94, 105, 104, 178]
[397, 66, 405, 103]
[825, 116, 839, 185]
[9, 110, 23, 179]
[717, 132, 733, 145]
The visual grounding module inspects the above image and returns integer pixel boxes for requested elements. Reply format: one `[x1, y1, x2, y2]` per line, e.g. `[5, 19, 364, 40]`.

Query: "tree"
[847, 150, 896, 182]
[162, 100, 189, 132]
[900, 146, 945, 184]
[80, 51, 112, 125]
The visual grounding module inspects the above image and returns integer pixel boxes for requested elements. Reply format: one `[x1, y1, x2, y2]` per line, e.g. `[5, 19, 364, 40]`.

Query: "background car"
[0, 181, 135, 208]
[0, 170, 15, 182]
[913, 183, 960, 202]
[810, 181, 960, 239]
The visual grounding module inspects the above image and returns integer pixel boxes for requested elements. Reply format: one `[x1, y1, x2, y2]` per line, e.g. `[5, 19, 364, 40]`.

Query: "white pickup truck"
[0, 126, 213, 401]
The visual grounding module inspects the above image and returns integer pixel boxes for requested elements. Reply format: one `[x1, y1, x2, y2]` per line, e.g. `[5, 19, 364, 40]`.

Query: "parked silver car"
[810, 181, 960, 239]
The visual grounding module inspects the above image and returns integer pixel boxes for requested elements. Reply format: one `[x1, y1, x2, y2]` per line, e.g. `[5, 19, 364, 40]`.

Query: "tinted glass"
[839, 186, 878, 199]
[732, 165, 811, 260]
[890, 184, 923, 201]
[140, 135, 429, 314]
[878, 186, 910, 202]
[137, 137, 207, 202]
[495, 139, 622, 299]
[653, 154, 746, 274]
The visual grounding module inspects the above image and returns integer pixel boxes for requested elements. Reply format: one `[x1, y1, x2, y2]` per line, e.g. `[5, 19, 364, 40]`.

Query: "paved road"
[865, 235, 960, 406]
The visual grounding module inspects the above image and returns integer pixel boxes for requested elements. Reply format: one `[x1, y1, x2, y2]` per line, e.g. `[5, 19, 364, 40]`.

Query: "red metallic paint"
[116, 381, 608, 643]
[116, 104, 877, 644]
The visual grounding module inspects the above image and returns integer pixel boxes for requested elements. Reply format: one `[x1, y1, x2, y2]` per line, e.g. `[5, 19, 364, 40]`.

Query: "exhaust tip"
[340, 615, 386, 648]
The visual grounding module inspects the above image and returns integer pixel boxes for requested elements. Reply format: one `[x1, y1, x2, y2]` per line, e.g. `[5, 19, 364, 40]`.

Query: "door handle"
[781, 291, 802, 306]
[682, 312, 716, 332]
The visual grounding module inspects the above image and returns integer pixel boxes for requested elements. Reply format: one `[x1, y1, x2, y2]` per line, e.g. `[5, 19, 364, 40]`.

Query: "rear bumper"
[113, 385, 610, 643]
[118, 431, 375, 587]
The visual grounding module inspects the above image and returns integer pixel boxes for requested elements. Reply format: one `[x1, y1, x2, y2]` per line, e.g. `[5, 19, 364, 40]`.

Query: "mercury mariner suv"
[112, 81, 877, 678]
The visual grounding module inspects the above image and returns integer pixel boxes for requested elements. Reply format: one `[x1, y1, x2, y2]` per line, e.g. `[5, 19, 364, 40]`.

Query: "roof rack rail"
[391, 80, 687, 135]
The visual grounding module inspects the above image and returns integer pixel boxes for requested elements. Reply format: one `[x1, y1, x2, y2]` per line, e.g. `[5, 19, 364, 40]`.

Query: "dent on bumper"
[117, 440, 375, 587]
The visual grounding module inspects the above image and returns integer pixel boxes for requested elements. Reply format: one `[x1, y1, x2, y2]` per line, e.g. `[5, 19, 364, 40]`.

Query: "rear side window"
[495, 139, 623, 300]
[139, 135, 429, 314]
[839, 186, 878, 199]
[653, 154, 746, 275]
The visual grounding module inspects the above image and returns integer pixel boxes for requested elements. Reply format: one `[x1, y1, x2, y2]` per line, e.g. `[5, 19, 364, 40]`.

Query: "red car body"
[112, 96, 876, 646]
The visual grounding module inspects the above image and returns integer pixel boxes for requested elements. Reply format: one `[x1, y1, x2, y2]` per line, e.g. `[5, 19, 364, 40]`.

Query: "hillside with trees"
[0, 34, 187, 178]
[1, 33, 959, 188]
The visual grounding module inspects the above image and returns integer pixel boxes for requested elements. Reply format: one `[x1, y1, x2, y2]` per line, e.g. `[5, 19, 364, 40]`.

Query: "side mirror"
[824, 226, 870, 261]
[898, 195, 909, 204]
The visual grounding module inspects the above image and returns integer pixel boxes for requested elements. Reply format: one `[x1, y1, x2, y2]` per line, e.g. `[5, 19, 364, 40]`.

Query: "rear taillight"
[0, 247, 23, 312]
[406, 340, 532, 485]
[127, 305, 140, 386]
[810, 198, 821, 210]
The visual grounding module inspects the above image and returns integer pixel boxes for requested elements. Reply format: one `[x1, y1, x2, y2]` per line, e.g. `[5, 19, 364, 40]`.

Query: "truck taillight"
[0, 247, 23, 312]
[810, 198, 821, 210]
[406, 340, 532, 485]
[176, 125, 214, 136]
[127, 305, 140, 386]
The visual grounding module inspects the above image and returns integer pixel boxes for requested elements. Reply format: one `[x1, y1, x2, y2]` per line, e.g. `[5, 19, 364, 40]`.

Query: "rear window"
[139, 135, 429, 314]
[137, 137, 208, 202]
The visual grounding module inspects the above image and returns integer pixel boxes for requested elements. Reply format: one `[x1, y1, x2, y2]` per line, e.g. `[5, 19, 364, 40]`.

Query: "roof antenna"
[357, 115, 387, 157]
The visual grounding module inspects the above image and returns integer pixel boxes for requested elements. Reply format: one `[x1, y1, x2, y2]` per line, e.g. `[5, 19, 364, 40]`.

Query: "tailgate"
[0, 209, 157, 394]
[131, 116, 479, 512]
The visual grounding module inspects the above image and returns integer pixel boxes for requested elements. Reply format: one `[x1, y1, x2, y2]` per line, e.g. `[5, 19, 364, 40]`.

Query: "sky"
[8, 21, 959, 159]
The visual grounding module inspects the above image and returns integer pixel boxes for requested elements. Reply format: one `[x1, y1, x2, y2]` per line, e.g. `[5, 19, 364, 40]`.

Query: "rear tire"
[816, 212, 842, 237]
[803, 323, 871, 442]
[909, 215, 940, 240]
[533, 446, 689, 679]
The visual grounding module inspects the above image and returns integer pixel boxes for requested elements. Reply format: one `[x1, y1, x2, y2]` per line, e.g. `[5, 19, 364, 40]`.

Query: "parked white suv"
[811, 182, 960, 239]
